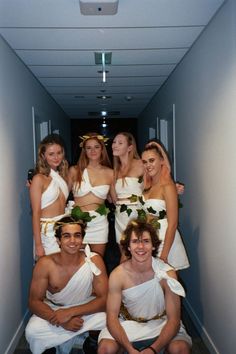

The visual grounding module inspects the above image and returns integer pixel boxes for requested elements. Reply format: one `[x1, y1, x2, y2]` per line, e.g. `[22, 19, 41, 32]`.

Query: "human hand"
[49, 308, 73, 326]
[175, 182, 185, 195]
[61, 316, 84, 332]
[35, 244, 45, 259]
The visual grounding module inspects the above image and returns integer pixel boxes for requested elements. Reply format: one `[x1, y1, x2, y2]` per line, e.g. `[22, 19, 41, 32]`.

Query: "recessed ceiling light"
[97, 95, 111, 100]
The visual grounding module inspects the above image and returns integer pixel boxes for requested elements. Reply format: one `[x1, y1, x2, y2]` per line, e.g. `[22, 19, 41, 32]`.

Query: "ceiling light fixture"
[102, 118, 107, 128]
[101, 110, 107, 117]
[95, 52, 112, 83]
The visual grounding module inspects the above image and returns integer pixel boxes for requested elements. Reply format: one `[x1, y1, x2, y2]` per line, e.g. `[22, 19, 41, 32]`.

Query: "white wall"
[138, 1, 236, 353]
[0, 36, 70, 354]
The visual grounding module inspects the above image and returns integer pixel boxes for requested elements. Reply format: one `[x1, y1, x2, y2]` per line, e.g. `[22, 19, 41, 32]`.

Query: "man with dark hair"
[98, 220, 191, 354]
[25, 216, 108, 354]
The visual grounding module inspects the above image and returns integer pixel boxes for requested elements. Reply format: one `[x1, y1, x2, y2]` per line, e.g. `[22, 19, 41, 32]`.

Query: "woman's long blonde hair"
[113, 132, 140, 180]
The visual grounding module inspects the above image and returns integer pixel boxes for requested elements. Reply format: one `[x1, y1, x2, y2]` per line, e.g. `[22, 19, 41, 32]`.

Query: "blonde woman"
[30, 134, 69, 259]
[141, 141, 189, 270]
[112, 132, 144, 249]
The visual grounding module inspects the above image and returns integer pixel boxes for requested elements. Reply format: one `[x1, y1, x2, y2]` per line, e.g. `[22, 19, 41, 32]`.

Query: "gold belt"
[40, 220, 56, 235]
[119, 302, 166, 323]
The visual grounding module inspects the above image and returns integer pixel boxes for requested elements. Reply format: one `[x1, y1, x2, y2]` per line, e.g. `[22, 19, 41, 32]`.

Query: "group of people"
[26, 131, 191, 353]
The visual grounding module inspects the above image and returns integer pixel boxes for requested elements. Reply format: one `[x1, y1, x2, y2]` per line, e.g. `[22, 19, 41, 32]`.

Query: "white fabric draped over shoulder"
[98, 257, 191, 346]
[25, 246, 106, 354]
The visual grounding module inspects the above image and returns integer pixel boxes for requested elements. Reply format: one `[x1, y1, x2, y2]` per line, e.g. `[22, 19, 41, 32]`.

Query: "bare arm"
[106, 268, 139, 354]
[142, 271, 181, 353]
[28, 257, 56, 321]
[30, 174, 45, 258]
[161, 183, 178, 262]
[68, 166, 77, 192]
[49, 255, 108, 325]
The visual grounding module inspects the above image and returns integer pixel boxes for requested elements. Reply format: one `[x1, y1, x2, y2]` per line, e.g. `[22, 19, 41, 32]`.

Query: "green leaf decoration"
[139, 196, 145, 205]
[159, 210, 166, 219]
[150, 219, 160, 230]
[126, 208, 133, 217]
[138, 176, 143, 183]
[71, 206, 96, 223]
[129, 194, 138, 203]
[120, 204, 128, 213]
[137, 209, 147, 222]
[147, 206, 157, 214]
[96, 203, 109, 216]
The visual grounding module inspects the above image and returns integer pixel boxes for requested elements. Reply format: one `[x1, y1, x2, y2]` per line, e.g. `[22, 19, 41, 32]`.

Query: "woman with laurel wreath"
[68, 132, 116, 257]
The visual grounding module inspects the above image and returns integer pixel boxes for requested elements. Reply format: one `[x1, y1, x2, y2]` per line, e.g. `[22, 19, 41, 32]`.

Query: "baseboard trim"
[4, 310, 30, 354]
[183, 299, 219, 354]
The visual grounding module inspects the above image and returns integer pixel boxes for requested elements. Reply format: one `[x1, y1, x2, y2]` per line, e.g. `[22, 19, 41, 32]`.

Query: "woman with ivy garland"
[141, 141, 189, 270]
[68, 132, 115, 257]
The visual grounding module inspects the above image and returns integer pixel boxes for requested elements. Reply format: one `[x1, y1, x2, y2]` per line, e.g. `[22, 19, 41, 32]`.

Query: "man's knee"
[97, 339, 119, 354]
[167, 339, 190, 354]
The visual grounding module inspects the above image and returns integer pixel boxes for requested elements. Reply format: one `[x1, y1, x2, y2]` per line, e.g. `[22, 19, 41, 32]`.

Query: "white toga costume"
[39, 169, 69, 257]
[26, 246, 106, 354]
[98, 258, 192, 347]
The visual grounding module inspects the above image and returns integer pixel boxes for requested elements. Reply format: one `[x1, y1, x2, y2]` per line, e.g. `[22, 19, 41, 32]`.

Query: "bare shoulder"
[163, 181, 177, 194]
[33, 254, 57, 276]
[31, 173, 46, 185]
[109, 262, 128, 288]
[130, 158, 144, 176]
[91, 253, 107, 274]
[102, 166, 114, 176]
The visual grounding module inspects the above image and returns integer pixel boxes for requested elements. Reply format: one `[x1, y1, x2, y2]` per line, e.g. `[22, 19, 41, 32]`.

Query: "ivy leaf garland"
[71, 206, 96, 223]
[71, 203, 109, 223]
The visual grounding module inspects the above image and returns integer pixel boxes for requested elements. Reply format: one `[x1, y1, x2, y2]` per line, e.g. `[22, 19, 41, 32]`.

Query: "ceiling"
[0, 0, 224, 119]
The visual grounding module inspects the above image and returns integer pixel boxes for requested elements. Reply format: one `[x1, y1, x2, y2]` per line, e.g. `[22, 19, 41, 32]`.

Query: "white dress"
[39, 169, 69, 257]
[72, 168, 110, 244]
[143, 198, 189, 270]
[115, 177, 143, 243]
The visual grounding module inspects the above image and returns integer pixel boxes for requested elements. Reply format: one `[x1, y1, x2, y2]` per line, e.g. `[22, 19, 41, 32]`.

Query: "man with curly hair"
[98, 220, 191, 354]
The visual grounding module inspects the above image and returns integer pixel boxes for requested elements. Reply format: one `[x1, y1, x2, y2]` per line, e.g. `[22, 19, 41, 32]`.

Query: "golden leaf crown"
[79, 134, 109, 147]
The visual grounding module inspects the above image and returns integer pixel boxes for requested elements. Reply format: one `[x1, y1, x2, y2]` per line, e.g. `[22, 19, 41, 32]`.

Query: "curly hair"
[35, 134, 68, 178]
[120, 219, 160, 258]
[76, 132, 111, 186]
[54, 216, 86, 240]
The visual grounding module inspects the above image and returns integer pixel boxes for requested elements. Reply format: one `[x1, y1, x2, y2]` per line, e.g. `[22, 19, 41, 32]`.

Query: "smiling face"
[128, 231, 154, 263]
[43, 143, 64, 170]
[84, 138, 102, 162]
[141, 149, 163, 178]
[58, 224, 84, 254]
[112, 134, 132, 157]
